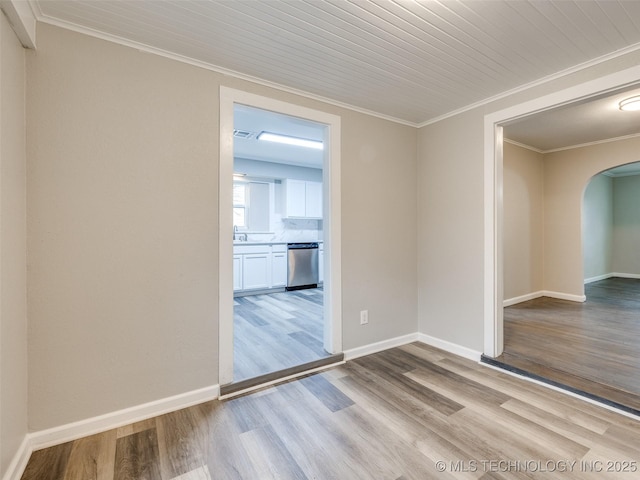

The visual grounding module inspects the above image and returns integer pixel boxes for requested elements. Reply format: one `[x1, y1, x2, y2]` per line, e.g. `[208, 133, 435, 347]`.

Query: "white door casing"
[219, 87, 342, 385]
[483, 65, 640, 358]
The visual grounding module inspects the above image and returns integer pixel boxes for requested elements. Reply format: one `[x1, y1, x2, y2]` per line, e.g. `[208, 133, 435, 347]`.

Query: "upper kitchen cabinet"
[284, 179, 323, 219]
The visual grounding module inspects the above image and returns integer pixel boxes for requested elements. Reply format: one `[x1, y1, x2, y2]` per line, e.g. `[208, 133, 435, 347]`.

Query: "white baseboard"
[612, 272, 640, 279]
[503, 291, 544, 307]
[541, 290, 586, 303]
[343, 333, 418, 361]
[417, 333, 482, 362]
[585, 272, 640, 284]
[584, 273, 614, 284]
[29, 384, 219, 452]
[504, 289, 588, 306]
[2, 436, 31, 480]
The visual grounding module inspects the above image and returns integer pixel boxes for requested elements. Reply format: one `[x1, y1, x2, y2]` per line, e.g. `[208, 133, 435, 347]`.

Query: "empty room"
[2, 1, 640, 479]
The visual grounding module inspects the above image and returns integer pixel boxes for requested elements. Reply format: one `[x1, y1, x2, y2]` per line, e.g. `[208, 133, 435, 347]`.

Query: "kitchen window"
[233, 182, 247, 228]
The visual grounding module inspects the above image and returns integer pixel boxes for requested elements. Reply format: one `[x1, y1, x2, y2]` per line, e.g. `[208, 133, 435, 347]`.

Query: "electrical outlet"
[360, 310, 369, 325]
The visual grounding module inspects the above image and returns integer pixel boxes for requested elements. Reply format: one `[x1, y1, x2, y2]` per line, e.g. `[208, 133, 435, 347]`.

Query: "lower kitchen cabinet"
[233, 255, 243, 291]
[271, 246, 287, 288]
[242, 253, 270, 290]
[233, 244, 288, 293]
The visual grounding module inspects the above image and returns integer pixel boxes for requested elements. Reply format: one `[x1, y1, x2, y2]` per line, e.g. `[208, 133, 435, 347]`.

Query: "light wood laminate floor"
[493, 278, 640, 414]
[234, 288, 329, 382]
[22, 342, 640, 480]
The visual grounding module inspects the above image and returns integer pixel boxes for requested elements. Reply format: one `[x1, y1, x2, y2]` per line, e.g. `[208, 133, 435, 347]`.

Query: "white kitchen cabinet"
[242, 253, 270, 290]
[305, 181, 323, 218]
[233, 255, 243, 291]
[234, 244, 288, 293]
[271, 251, 287, 287]
[284, 179, 323, 219]
[285, 179, 307, 218]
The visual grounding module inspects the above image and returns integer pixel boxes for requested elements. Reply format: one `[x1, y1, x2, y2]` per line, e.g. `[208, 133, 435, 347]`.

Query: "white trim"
[32, 7, 640, 129]
[0, 0, 36, 48]
[541, 291, 586, 303]
[585, 272, 640, 284]
[2, 436, 31, 480]
[343, 333, 418, 361]
[419, 41, 640, 128]
[612, 272, 640, 279]
[503, 290, 589, 306]
[542, 132, 640, 154]
[218, 87, 342, 385]
[417, 334, 482, 362]
[29, 385, 219, 452]
[219, 360, 345, 400]
[503, 291, 544, 307]
[502, 138, 543, 154]
[479, 362, 640, 421]
[484, 64, 640, 360]
[584, 273, 614, 284]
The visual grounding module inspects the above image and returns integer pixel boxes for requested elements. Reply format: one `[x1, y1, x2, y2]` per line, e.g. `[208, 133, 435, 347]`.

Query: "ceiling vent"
[233, 129, 254, 139]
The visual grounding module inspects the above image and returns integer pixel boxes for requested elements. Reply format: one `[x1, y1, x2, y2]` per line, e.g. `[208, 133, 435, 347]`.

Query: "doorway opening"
[482, 67, 640, 414]
[218, 88, 343, 393]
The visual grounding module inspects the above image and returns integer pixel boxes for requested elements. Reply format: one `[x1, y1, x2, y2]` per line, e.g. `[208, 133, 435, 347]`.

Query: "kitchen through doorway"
[219, 93, 343, 393]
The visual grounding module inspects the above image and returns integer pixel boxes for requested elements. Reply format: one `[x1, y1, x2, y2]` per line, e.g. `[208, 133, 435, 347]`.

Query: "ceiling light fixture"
[257, 131, 323, 150]
[619, 95, 640, 111]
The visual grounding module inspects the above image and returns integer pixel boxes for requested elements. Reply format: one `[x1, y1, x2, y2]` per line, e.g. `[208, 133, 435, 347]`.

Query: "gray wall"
[27, 23, 418, 431]
[612, 174, 640, 275]
[503, 142, 544, 300]
[0, 11, 27, 478]
[417, 48, 640, 352]
[583, 174, 613, 281]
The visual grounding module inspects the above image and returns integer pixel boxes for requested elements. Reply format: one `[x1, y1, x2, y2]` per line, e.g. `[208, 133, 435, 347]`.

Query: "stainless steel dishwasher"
[286, 243, 319, 291]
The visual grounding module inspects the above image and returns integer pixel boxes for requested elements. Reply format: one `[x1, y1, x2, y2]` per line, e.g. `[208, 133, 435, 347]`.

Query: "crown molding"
[418, 42, 640, 129]
[1, 0, 37, 48]
[27, 3, 640, 131]
[542, 131, 640, 154]
[33, 14, 417, 128]
[503, 138, 543, 154]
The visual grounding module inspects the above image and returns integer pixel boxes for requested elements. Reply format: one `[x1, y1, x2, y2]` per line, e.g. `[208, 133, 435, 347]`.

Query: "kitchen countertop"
[233, 241, 322, 246]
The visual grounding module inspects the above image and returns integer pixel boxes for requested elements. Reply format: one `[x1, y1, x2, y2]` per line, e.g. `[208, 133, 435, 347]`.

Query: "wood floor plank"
[233, 288, 329, 382]
[20, 343, 640, 480]
[114, 428, 161, 480]
[239, 426, 308, 480]
[116, 418, 156, 439]
[63, 430, 117, 480]
[21, 442, 73, 480]
[156, 408, 206, 478]
[298, 374, 354, 412]
[499, 278, 640, 412]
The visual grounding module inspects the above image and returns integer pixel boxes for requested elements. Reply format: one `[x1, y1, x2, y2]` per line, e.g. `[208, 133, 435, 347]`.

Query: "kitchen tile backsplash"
[244, 215, 322, 243]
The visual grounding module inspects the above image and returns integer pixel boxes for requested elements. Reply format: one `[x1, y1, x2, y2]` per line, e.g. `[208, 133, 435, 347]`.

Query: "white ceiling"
[503, 84, 640, 152]
[31, 0, 640, 127]
[233, 104, 324, 169]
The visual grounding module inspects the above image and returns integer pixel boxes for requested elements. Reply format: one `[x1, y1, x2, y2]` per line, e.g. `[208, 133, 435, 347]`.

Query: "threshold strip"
[480, 354, 640, 418]
[219, 353, 345, 399]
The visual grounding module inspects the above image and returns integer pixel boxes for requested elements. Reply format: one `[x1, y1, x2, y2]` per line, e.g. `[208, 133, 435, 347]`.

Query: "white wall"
[27, 23, 418, 431]
[417, 47, 640, 352]
[0, 10, 27, 478]
[583, 174, 613, 281]
[503, 142, 544, 300]
[612, 174, 640, 275]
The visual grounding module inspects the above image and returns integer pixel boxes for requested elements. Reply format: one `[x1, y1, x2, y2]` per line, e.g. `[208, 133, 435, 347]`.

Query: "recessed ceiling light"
[257, 131, 323, 150]
[619, 95, 640, 111]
